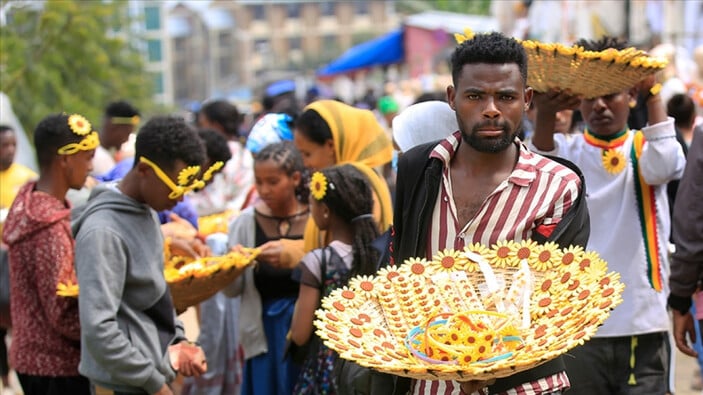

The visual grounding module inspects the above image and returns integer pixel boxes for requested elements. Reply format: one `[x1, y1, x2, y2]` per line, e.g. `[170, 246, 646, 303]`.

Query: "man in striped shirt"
[392, 32, 590, 395]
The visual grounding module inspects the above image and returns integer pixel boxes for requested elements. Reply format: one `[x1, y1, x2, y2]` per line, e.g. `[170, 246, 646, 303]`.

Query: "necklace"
[583, 128, 629, 175]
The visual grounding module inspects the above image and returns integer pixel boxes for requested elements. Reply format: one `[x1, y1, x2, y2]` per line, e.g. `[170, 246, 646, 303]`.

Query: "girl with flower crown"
[289, 164, 380, 394]
[226, 141, 309, 395]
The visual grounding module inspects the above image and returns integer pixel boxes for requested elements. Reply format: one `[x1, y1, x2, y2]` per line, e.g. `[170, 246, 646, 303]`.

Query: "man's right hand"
[672, 309, 698, 357]
[152, 384, 173, 395]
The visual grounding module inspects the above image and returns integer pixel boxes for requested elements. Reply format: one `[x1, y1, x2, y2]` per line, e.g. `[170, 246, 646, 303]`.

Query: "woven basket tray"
[521, 40, 667, 99]
[314, 241, 623, 381]
[57, 247, 260, 313]
[197, 210, 236, 237]
[165, 248, 260, 312]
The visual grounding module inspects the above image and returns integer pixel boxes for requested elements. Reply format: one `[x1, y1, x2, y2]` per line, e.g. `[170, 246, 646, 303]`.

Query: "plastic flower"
[530, 241, 562, 271]
[68, 114, 92, 136]
[453, 27, 474, 44]
[202, 161, 224, 181]
[178, 165, 201, 186]
[56, 281, 79, 297]
[310, 171, 328, 200]
[432, 249, 464, 272]
[602, 149, 626, 174]
[487, 240, 517, 268]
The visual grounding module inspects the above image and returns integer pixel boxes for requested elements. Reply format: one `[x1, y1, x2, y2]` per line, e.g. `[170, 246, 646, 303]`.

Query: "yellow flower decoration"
[56, 281, 79, 297]
[310, 171, 328, 200]
[453, 27, 474, 44]
[178, 166, 201, 186]
[68, 114, 92, 136]
[202, 161, 224, 182]
[530, 241, 562, 271]
[602, 149, 626, 174]
[487, 240, 516, 268]
[432, 249, 465, 272]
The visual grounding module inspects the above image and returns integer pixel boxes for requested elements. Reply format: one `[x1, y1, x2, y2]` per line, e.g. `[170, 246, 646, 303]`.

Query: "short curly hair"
[134, 116, 206, 172]
[575, 36, 628, 52]
[198, 128, 232, 164]
[34, 113, 89, 168]
[450, 32, 528, 85]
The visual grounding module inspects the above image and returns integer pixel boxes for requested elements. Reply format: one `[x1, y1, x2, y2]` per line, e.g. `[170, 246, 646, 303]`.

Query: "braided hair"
[253, 141, 309, 203]
[317, 164, 380, 277]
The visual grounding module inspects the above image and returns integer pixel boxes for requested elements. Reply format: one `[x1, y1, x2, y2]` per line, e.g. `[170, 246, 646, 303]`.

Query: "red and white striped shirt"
[415, 131, 578, 395]
[428, 132, 579, 252]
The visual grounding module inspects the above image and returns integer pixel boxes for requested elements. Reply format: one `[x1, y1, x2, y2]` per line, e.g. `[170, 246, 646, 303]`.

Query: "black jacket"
[392, 140, 590, 393]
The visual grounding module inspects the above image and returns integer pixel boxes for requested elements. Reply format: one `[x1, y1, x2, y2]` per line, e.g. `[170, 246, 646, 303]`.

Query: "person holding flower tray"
[392, 31, 589, 395]
[529, 37, 686, 395]
[73, 116, 209, 395]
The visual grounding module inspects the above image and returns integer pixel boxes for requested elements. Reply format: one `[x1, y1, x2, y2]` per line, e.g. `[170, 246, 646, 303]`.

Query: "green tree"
[0, 0, 154, 141]
[398, 0, 492, 16]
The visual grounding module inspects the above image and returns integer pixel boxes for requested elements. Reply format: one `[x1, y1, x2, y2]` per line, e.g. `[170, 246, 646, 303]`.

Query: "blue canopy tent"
[317, 29, 404, 77]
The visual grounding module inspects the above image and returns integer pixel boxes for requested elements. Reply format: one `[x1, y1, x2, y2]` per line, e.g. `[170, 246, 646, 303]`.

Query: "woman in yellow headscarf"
[293, 99, 393, 253]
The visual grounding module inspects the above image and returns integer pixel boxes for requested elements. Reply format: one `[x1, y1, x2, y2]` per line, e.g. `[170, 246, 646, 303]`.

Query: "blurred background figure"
[94, 100, 140, 177]
[1, 124, 37, 395]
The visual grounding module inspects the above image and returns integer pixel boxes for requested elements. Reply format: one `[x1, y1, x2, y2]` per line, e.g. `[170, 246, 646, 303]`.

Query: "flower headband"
[139, 157, 225, 199]
[311, 171, 335, 200]
[111, 115, 141, 126]
[454, 27, 475, 44]
[57, 114, 101, 155]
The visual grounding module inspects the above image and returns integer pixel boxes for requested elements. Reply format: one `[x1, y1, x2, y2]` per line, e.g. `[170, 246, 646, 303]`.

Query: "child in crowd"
[226, 141, 309, 395]
[2, 113, 97, 395]
[73, 116, 207, 395]
[290, 164, 380, 394]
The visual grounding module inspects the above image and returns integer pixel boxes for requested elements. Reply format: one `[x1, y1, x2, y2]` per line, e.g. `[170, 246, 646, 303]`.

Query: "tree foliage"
[398, 0, 492, 16]
[0, 0, 153, 141]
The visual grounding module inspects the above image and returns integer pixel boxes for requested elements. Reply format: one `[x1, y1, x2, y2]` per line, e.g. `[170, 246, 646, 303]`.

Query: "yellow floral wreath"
[310, 171, 328, 200]
[67, 114, 92, 136]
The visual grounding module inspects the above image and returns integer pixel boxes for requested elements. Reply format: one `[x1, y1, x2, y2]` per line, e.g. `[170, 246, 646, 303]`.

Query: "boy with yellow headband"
[2, 113, 98, 395]
[73, 115, 208, 395]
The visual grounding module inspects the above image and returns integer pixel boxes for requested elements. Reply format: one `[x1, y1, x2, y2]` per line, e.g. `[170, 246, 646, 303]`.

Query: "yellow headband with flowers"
[311, 171, 335, 200]
[57, 114, 101, 155]
[111, 115, 141, 126]
[139, 157, 225, 200]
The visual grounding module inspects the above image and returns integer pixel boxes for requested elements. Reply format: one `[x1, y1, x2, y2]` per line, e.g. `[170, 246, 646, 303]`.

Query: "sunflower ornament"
[67, 114, 92, 136]
[602, 149, 626, 174]
[310, 171, 328, 200]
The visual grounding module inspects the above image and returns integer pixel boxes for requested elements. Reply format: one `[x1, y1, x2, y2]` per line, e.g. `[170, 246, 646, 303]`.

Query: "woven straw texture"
[197, 210, 236, 237]
[58, 248, 259, 313]
[314, 241, 623, 381]
[521, 41, 667, 99]
[165, 248, 259, 312]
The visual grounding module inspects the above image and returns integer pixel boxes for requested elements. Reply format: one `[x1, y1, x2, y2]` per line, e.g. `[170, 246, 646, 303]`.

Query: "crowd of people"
[0, 30, 702, 395]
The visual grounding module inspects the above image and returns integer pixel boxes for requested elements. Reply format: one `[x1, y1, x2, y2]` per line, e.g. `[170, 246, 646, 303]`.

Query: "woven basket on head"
[165, 247, 260, 312]
[521, 40, 667, 99]
[314, 241, 623, 381]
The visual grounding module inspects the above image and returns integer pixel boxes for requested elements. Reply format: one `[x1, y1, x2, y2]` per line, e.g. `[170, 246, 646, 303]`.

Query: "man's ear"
[292, 170, 302, 186]
[447, 85, 456, 110]
[627, 86, 639, 105]
[136, 161, 150, 177]
[524, 86, 534, 111]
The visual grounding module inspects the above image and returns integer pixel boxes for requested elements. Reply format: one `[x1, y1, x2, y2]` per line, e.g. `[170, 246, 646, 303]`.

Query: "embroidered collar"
[583, 128, 629, 150]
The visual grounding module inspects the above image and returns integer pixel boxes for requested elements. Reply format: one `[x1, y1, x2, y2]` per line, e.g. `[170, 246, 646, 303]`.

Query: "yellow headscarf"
[302, 100, 394, 252]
